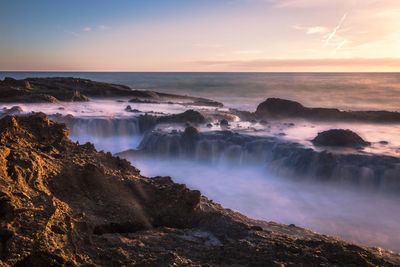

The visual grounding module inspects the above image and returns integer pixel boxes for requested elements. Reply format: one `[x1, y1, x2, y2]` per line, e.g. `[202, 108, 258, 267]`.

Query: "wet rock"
[158, 110, 206, 124]
[0, 77, 222, 106]
[256, 98, 305, 118]
[126, 130, 400, 193]
[312, 129, 371, 148]
[125, 105, 141, 113]
[128, 98, 158, 104]
[255, 98, 400, 123]
[183, 126, 199, 137]
[1, 106, 23, 118]
[220, 119, 229, 126]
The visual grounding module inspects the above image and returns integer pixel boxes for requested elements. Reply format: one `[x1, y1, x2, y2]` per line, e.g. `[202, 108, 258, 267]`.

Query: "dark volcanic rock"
[136, 110, 206, 133]
[0, 106, 23, 118]
[128, 97, 159, 104]
[255, 98, 400, 123]
[256, 98, 305, 118]
[0, 114, 399, 266]
[0, 77, 223, 107]
[157, 110, 206, 124]
[0, 77, 93, 103]
[183, 125, 199, 136]
[220, 119, 229, 126]
[312, 129, 371, 148]
[125, 105, 141, 113]
[127, 90, 223, 107]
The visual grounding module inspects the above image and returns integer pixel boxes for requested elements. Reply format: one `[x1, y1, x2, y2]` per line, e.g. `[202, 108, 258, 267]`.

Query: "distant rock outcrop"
[255, 98, 400, 123]
[0, 77, 224, 107]
[312, 129, 371, 148]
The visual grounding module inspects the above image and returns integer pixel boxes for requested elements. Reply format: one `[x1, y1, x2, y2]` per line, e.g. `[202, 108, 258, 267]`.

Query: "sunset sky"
[1, 0, 400, 71]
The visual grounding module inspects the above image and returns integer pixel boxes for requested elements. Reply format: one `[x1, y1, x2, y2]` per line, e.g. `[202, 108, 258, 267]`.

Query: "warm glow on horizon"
[1, 0, 400, 72]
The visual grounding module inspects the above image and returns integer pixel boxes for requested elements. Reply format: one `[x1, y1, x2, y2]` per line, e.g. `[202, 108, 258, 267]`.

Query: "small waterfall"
[132, 130, 400, 193]
[50, 115, 143, 153]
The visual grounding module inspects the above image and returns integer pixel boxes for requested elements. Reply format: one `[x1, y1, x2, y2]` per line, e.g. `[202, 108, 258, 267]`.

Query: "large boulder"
[255, 98, 306, 118]
[312, 129, 371, 148]
[157, 110, 206, 124]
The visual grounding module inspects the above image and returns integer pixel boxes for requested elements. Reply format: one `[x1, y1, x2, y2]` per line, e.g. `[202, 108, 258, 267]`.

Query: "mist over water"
[131, 158, 400, 251]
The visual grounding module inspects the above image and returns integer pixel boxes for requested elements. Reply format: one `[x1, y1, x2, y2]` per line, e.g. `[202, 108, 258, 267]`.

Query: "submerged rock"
[312, 129, 371, 148]
[0, 114, 399, 266]
[125, 105, 141, 113]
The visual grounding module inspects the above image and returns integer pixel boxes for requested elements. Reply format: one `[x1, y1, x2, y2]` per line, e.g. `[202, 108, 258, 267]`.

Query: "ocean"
[1, 72, 400, 112]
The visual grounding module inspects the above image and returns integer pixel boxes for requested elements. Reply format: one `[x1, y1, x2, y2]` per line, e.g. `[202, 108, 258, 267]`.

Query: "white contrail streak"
[333, 39, 347, 54]
[323, 13, 347, 47]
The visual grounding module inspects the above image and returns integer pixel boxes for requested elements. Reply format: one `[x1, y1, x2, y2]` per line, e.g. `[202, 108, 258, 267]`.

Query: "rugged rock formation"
[312, 129, 371, 148]
[157, 110, 206, 124]
[119, 129, 400, 193]
[1, 114, 399, 266]
[132, 110, 206, 133]
[0, 77, 223, 107]
[0, 77, 90, 103]
[0, 106, 23, 118]
[255, 98, 400, 123]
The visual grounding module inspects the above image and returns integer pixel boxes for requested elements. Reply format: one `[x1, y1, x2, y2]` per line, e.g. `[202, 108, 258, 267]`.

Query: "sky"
[1, 0, 400, 72]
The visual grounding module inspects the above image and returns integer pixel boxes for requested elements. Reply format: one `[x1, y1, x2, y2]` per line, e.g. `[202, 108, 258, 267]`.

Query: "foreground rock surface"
[0, 114, 399, 266]
[255, 98, 400, 123]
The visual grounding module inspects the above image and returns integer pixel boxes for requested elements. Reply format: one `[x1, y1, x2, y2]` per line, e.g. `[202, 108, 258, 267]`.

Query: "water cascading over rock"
[118, 127, 400, 193]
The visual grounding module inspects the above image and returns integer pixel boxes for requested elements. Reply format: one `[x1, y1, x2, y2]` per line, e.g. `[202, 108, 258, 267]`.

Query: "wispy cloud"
[293, 25, 329, 35]
[323, 13, 347, 47]
[83, 27, 92, 32]
[307, 26, 329, 35]
[335, 39, 347, 51]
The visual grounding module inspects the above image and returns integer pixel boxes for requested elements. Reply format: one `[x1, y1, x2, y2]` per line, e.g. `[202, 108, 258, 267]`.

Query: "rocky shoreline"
[1, 114, 399, 266]
[1, 77, 400, 265]
[256, 98, 400, 123]
[0, 77, 223, 107]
